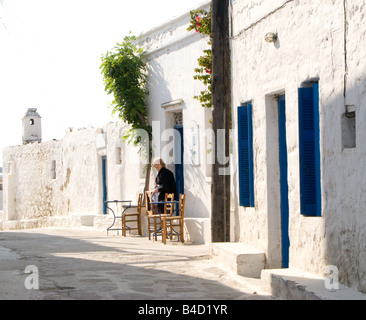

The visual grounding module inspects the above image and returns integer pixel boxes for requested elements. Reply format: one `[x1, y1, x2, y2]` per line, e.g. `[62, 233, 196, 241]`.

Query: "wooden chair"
[122, 193, 143, 237]
[162, 194, 186, 244]
[146, 191, 174, 241]
[145, 191, 156, 240]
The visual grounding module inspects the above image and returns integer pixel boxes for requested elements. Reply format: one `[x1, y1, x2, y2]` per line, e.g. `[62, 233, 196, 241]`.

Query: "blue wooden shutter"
[102, 156, 108, 214]
[298, 84, 321, 216]
[238, 104, 254, 207]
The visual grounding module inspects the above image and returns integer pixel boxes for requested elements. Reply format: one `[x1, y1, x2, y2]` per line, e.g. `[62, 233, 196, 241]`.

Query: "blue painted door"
[278, 95, 290, 268]
[174, 125, 184, 197]
[102, 156, 108, 214]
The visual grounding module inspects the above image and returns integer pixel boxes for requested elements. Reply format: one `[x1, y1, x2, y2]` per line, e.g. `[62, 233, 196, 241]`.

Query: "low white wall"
[1, 122, 143, 230]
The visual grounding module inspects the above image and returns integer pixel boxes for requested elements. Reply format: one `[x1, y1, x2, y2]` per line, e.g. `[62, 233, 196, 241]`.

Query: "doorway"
[174, 125, 184, 197]
[102, 156, 108, 214]
[278, 94, 290, 268]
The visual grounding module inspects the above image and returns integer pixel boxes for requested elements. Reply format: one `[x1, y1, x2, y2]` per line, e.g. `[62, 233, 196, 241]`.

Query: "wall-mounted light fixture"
[264, 32, 278, 43]
[345, 105, 356, 118]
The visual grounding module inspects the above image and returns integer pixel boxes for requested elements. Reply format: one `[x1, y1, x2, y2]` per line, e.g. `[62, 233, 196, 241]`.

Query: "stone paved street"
[0, 228, 274, 300]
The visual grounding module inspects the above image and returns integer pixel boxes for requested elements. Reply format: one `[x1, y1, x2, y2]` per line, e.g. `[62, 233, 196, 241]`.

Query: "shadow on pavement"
[0, 229, 273, 300]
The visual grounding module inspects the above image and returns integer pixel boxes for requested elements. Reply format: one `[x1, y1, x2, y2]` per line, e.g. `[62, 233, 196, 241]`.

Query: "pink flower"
[195, 16, 203, 33]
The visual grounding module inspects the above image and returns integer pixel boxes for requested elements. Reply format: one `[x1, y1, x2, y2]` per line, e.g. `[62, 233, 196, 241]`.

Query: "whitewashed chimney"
[22, 108, 42, 144]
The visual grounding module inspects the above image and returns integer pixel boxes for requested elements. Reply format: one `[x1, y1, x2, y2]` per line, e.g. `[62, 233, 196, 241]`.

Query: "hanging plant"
[187, 9, 212, 109]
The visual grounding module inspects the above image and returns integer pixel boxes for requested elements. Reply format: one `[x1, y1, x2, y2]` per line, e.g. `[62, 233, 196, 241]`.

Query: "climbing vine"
[100, 34, 152, 192]
[100, 34, 151, 146]
[187, 9, 212, 109]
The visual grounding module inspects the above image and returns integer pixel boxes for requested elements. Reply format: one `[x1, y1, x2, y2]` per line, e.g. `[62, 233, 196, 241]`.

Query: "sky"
[0, 0, 207, 166]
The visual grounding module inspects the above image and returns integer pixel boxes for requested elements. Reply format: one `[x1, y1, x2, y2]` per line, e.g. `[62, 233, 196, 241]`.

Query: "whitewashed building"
[22, 108, 42, 145]
[137, 0, 366, 293]
[229, 0, 366, 293]
[136, 1, 213, 243]
[2, 117, 143, 230]
[1, 2, 212, 242]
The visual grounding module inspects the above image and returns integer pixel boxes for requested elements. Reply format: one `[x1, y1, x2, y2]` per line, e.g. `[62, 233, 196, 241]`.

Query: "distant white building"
[2, 120, 142, 230]
[22, 108, 42, 144]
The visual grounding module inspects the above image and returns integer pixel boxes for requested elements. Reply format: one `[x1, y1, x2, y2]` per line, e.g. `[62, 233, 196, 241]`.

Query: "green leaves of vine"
[187, 9, 212, 109]
[100, 9, 213, 147]
[100, 34, 151, 147]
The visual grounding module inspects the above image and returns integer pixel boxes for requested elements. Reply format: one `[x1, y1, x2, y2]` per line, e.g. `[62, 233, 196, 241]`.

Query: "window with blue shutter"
[238, 103, 254, 207]
[298, 83, 321, 216]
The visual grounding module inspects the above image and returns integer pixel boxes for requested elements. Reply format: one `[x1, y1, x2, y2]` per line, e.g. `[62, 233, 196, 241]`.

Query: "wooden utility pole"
[211, 0, 231, 242]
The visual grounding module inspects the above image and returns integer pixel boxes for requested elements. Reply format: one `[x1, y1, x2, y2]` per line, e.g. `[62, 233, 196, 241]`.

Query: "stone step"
[210, 242, 265, 278]
[261, 268, 366, 300]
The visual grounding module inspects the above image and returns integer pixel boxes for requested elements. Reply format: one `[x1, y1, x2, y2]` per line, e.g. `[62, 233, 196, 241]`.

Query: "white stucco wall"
[61, 127, 100, 215]
[104, 121, 144, 203]
[3, 140, 65, 221]
[232, 0, 366, 292]
[323, 0, 366, 293]
[2, 122, 142, 229]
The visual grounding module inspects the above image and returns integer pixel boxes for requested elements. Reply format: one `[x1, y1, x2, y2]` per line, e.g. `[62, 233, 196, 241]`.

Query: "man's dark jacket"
[155, 167, 177, 212]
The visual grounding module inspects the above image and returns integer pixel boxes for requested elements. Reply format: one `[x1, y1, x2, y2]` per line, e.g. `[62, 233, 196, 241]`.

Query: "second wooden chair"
[161, 193, 186, 244]
[122, 193, 143, 237]
[145, 191, 175, 241]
